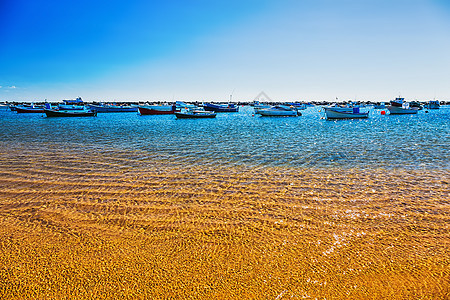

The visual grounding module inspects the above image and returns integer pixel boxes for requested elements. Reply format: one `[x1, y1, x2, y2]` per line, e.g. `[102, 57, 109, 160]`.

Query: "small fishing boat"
[286, 102, 307, 110]
[324, 106, 369, 119]
[252, 101, 271, 114]
[373, 102, 386, 109]
[44, 109, 97, 117]
[176, 101, 197, 110]
[424, 100, 440, 109]
[87, 103, 138, 113]
[138, 104, 177, 115]
[175, 108, 217, 119]
[409, 101, 423, 110]
[387, 98, 418, 115]
[258, 105, 300, 117]
[203, 102, 239, 112]
[59, 97, 86, 110]
[15, 105, 45, 113]
[44, 104, 97, 117]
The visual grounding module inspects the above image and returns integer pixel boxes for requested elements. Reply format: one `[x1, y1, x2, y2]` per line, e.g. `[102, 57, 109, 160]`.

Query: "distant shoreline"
[2, 100, 450, 106]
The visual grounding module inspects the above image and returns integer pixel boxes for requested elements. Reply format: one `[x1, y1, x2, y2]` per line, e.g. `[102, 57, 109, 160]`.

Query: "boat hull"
[138, 105, 176, 115]
[387, 106, 418, 115]
[44, 109, 97, 117]
[15, 107, 44, 113]
[175, 111, 217, 119]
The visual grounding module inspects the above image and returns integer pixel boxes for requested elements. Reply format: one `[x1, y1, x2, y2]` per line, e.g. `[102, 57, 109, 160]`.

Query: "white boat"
[258, 105, 300, 117]
[59, 97, 85, 110]
[0, 103, 10, 110]
[387, 98, 418, 115]
[324, 106, 369, 119]
[252, 101, 271, 114]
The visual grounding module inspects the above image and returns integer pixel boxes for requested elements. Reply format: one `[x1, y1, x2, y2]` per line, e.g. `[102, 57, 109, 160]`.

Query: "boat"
[258, 105, 300, 117]
[43, 104, 97, 117]
[44, 109, 97, 117]
[59, 97, 86, 110]
[175, 109, 217, 119]
[409, 101, 423, 110]
[252, 101, 271, 114]
[324, 106, 369, 119]
[286, 102, 307, 110]
[176, 101, 198, 110]
[387, 98, 418, 115]
[373, 102, 386, 109]
[15, 105, 45, 113]
[424, 100, 440, 109]
[87, 103, 138, 113]
[138, 104, 177, 115]
[203, 102, 239, 112]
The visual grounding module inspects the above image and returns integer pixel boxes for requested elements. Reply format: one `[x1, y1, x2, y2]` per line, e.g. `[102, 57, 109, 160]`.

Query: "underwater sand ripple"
[0, 149, 449, 299]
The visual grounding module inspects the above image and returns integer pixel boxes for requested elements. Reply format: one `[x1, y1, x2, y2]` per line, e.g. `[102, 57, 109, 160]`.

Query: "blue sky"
[1, 0, 449, 102]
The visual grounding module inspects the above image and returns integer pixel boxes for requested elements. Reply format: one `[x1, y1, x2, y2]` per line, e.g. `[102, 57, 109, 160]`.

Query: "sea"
[0, 105, 448, 171]
[0, 104, 449, 298]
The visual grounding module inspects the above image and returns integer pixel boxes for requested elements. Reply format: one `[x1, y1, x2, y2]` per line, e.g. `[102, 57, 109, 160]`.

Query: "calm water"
[0, 106, 449, 170]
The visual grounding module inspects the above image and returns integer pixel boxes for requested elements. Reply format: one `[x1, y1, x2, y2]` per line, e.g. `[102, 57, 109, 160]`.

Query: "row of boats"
[5, 99, 237, 119]
[4, 97, 441, 120]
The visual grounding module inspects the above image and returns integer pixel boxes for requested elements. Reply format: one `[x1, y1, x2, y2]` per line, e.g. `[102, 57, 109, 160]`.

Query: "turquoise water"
[0, 106, 449, 170]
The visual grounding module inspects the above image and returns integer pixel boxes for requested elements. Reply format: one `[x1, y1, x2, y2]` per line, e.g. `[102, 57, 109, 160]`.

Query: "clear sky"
[1, 0, 449, 102]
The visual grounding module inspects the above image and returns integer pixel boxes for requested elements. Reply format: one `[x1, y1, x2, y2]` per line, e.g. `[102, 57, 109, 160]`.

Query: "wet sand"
[0, 148, 449, 299]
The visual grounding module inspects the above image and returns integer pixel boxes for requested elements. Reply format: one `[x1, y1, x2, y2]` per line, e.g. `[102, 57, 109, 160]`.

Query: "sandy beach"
[0, 146, 448, 299]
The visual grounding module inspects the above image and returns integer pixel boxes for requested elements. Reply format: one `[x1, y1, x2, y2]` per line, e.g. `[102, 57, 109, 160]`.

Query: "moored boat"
[373, 102, 386, 109]
[44, 103, 97, 117]
[15, 105, 45, 113]
[286, 102, 307, 110]
[387, 105, 419, 115]
[387, 98, 418, 115]
[252, 101, 271, 114]
[59, 97, 86, 110]
[203, 102, 239, 112]
[138, 104, 177, 115]
[324, 107, 369, 119]
[44, 109, 97, 117]
[424, 100, 440, 109]
[258, 105, 300, 117]
[175, 109, 217, 119]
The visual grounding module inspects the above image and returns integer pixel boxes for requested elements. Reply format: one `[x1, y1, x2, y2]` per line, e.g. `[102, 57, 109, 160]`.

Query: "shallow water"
[0, 105, 448, 170]
[0, 105, 449, 299]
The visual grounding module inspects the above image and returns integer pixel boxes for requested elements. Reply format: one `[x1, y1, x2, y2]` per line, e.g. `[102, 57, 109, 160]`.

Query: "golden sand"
[0, 149, 449, 299]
